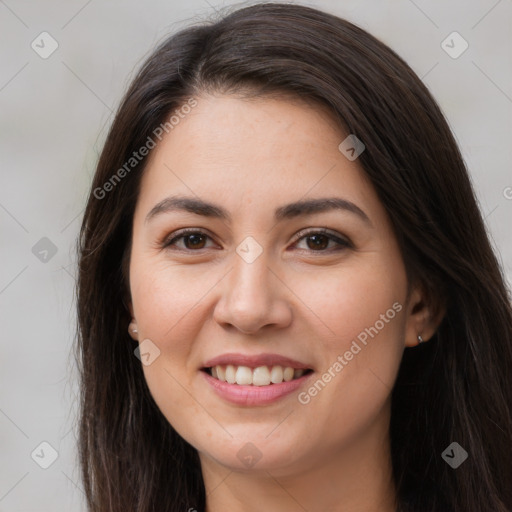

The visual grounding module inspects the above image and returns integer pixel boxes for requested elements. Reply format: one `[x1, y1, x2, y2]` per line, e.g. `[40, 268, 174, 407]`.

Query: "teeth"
[283, 367, 294, 382]
[209, 364, 308, 385]
[270, 365, 283, 383]
[235, 366, 252, 385]
[252, 366, 271, 386]
[216, 365, 226, 381]
[225, 364, 236, 384]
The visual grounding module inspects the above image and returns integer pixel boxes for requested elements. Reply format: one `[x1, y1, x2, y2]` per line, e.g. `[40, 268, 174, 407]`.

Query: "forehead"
[149, 94, 342, 161]
[136, 93, 379, 220]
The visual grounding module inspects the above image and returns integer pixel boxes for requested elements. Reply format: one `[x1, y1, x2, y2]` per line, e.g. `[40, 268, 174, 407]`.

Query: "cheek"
[130, 258, 219, 345]
[129, 257, 224, 433]
[292, 258, 406, 349]
[293, 260, 407, 431]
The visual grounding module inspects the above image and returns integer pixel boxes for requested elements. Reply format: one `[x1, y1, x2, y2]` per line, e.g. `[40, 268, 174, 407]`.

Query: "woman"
[75, 3, 512, 511]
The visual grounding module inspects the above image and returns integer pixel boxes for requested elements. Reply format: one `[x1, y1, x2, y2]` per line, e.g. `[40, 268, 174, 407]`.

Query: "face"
[128, 93, 426, 477]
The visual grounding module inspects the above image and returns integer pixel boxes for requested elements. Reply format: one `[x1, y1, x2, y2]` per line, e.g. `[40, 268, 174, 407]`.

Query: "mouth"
[201, 365, 314, 386]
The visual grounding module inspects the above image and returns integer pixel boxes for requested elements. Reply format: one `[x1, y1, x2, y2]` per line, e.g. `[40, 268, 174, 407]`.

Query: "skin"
[127, 93, 443, 512]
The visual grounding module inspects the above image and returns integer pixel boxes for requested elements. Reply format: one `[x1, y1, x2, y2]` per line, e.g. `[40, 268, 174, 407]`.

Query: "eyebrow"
[145, 195, 373, 227]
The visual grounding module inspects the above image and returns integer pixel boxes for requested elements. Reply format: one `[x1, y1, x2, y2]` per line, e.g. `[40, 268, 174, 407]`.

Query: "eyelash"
[161, 227, 352, 254]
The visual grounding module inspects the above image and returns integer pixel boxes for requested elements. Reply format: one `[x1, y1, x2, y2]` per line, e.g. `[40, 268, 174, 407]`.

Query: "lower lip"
[201, 370, 313, 406]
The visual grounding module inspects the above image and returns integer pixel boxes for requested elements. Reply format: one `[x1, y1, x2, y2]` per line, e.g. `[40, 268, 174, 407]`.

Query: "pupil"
[307, 234, 328, 250]
[186, 234, 205, 249]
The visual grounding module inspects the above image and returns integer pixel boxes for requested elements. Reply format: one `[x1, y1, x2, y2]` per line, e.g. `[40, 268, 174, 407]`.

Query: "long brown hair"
[75, 3, 512, 511]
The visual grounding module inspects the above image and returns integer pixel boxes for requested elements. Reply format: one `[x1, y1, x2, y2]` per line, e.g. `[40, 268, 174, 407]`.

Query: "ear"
[403, 281, 446, 347]
[126, 298, 138, 340]
[128, 319, 138, 341]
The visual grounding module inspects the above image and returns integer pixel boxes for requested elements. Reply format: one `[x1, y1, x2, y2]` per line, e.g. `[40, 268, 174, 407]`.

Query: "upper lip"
[202, 353, 312, 370]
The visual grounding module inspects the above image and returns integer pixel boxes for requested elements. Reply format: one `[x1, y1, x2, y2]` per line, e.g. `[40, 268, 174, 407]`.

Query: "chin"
[193, 428, 310, 474]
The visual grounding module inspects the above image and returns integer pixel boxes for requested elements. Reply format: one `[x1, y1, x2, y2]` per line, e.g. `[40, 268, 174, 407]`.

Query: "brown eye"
[182, 233, 207, 249]
[163, 230, 214, 251]
[294, 229, 351, 252]
[305, 233, 330, 250]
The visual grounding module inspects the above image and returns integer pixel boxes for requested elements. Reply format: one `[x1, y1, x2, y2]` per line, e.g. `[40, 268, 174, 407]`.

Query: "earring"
[417, 334, 424, 344]
[128, 321, 138, 335]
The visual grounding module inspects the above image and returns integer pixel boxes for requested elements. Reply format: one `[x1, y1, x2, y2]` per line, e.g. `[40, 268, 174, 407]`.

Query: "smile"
[201, 366, 314, 406]
[203, 365, 313, 386]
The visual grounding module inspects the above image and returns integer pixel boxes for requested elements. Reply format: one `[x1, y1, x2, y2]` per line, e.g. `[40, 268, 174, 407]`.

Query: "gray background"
[1, 0, 511, 510]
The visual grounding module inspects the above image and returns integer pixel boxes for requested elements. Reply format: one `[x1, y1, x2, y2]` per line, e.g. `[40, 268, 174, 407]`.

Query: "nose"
[213, 251, 293, 334]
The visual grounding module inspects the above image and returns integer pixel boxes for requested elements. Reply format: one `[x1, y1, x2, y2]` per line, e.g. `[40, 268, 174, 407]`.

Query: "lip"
[202, 352, 312, 370]
[201, 370, 314, 406]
